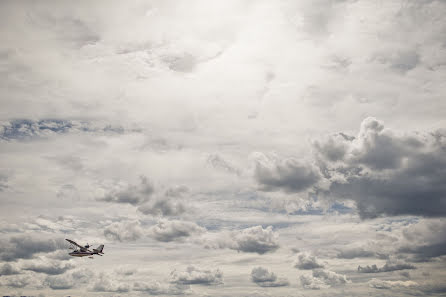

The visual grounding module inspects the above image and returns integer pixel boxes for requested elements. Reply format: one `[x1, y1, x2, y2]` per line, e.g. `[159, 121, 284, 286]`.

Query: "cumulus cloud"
[104, 220, 143, 242]
[250, 267, 289, 287]
[358, 260, 415, 273]
[148, 220, 205, 242]
[228, 226, 279, 254]
[133, 281, 189, 295]
[253, 153, 320, 193]
[91, 272, 131, 293]
[170, 265, 223, 285]
[299, 269, 350, 290]
[45, 274, 75, 290]
[0, 274, 42, 289]
[294, 253, 324, 270]
[138, 199, 186, 217]
[368, 278, 418, 290]
[22, 259, 75, 275]
[315, 117, 446, 218]
[0, 263, 20, 275]
[398, 219, 446, 261]
[0, 236, 65, 261]
[100, 176, 154, 205]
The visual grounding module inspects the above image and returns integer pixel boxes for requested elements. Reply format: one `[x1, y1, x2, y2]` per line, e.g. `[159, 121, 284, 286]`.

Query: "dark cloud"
[358, 260, 415, 273]
[0, 263, 20, 275]
[100, 176, 154, 205]
[294, 253, 324, 270]
[170, 266, 223, 285]
[22, 260, 74, 275]
[250, 267, 289, 287]
[299, 269, 350, 290]
[253, 153, 320, 193]
[0, 236, 65, 261]
[104, 220, 143, 242]
[314, 117, 446, 218]
[148, 220, 205, 242]
[0, 119, 129, 140]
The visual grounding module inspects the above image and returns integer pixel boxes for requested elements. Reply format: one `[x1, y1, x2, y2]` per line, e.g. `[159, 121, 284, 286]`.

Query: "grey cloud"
[253, 153, 320, 193]
[91, 272, 131, 293]
[0, 236, 65, 261]
[336, 247, 376, 259]
[104, 220, 143, 242]
[358, 260, 415, 273]
[100, 176, 154, 205]
[22, 260, 74, 275]
[0, 274, 38, 288]
[299, 269, 350, 290]
[45, 274, 75, 290]
[0, 263, 20, 275]
[251, 267, 289, 287]
[170, 265, 223, 285]
[148, 220, 205, 242]
[314, 117, 446, 218]
[43, 268, 93, 290]
[230, 226, 279, 254]
[207, 154, 241, 175]
[0, 119, 129, 141]
[163, 53, 197, 73]
[368, 278, 418, 290]
[294, 253, 324, 270]
[138, 199, 186, 217]
[133, 281, 189, 295]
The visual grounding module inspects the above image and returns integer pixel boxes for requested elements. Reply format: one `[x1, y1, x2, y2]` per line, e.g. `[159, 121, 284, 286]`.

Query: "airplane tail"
[93, 244, 104, 254]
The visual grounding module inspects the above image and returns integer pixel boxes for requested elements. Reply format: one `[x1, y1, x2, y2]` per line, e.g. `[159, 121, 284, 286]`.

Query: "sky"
[0, 0, 446, 296]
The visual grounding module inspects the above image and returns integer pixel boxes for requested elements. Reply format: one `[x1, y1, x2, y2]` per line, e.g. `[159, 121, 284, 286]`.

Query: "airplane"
[66, 239, 104, 258]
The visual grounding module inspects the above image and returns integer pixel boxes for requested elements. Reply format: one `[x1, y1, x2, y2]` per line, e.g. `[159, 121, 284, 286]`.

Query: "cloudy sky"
[1, 1, 446, 296]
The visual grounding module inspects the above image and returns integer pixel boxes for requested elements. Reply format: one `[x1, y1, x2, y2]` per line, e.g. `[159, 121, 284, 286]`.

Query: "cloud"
[299, 269, 350, 290]
[0, 274, 41, 289]
[148, 220, 205, 242]
[138, 199, 186, 217]
[104, 220, 143, 242]
[250, 267, 289, 287]
[294, 253, 324, 270]
[398, 219, 446, 261]
[368, 278, 418, 290]
[100, 176, 154, 205]
[336, 247, 376, 259]
[229, 226, 279, 254]
[0, 119, 129, 140]
[0, 263, 20, 275]
[358, 260, 415, 273]
[133, 281, 189, 295]
[170, 265, 223, 285]
[315, 117, 446, 218]
[91, 272, 131, 293]
[253, 153, 320, 193]
[45, 274, 75, 290]
[0, 235, 65, 261]
[22, 260, 75, 275]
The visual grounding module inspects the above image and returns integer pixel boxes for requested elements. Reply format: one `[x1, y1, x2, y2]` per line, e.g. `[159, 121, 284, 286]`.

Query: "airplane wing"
[66, 239, 85, 250]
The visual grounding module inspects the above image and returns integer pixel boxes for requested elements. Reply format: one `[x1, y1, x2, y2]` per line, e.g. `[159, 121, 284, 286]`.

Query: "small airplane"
[66, 239, 104, 258]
